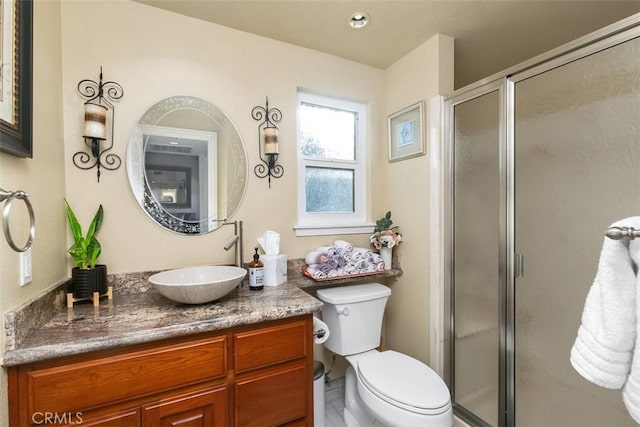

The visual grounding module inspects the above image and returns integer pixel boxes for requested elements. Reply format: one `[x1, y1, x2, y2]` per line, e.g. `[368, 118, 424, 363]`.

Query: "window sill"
[293, 222, 375, 237]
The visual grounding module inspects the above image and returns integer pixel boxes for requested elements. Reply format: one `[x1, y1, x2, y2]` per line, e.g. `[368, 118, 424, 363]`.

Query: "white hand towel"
[623, 238, 640, 423]
[305, 250, 328, 265]
[570, 217, 639, 389]
[334, 239, 354, 254]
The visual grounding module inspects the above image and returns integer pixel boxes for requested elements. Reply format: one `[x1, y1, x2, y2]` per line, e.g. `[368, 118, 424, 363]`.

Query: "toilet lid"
[356, 351, 450, 413]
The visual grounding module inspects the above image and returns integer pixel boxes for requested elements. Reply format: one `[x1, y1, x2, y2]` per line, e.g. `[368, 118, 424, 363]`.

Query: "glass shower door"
[513, 35, 640, 426]
[453, 88, 502, 425]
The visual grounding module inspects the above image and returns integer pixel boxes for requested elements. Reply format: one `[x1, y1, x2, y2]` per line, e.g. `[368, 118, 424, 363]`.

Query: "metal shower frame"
[440, 14, 640, 427]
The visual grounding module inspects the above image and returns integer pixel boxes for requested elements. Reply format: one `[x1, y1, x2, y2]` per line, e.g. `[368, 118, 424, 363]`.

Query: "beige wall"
[59, 0, 388, 273]
[384, 34, 454, 363]
[0, 1, 66, 424]
[0, 0, 454, 420]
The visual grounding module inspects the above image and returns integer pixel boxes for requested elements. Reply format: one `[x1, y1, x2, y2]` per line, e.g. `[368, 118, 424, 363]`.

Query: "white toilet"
[316, 283, 452, 427]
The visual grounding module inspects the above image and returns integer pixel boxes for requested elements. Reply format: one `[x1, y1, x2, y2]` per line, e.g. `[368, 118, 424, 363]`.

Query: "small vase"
[93, 264, 108, 294]
[70, 265, 108, 298]
[70, 268, 92, 299]
[380, 247, 392, 270]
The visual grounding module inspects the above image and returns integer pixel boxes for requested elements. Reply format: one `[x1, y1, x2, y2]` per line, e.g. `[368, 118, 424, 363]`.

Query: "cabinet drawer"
[235, 362, 308, 427]
[27, 336, 227, 414]
[234, 320, 307, 373]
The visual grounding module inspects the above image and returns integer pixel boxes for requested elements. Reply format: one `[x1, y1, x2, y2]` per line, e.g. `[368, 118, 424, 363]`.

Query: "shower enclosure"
[442, 15, 640, 426]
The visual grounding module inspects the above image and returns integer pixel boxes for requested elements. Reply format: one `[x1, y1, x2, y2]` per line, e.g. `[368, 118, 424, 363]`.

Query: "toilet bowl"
[348, 350, 452, 427]
[316, 283, 452, 427]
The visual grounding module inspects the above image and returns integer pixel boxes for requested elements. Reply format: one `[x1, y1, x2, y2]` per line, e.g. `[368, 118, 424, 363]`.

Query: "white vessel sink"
[148, 265, 247, 304]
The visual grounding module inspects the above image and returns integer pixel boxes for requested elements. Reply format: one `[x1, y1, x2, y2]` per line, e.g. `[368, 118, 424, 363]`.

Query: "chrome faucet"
[222, 220, 243, 267]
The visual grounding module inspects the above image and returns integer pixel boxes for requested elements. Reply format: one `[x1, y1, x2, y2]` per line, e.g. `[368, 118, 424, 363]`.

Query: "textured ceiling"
[134, 0, 640, 88]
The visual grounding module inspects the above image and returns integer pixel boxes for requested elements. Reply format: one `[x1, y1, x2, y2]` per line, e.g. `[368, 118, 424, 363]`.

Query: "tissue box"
[259, 254, 288, 286]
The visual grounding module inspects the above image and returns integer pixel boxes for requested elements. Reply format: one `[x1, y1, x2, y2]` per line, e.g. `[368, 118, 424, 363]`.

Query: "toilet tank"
[316, 283, 391, 356]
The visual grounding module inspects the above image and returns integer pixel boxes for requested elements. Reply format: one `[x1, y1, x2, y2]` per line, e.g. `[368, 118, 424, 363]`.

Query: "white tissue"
[313, 316, 330, 344]
[258, 230, 280, 256]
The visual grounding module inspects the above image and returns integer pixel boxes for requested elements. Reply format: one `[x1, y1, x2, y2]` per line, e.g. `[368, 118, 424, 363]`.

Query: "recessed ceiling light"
[349, 12, 370, 29]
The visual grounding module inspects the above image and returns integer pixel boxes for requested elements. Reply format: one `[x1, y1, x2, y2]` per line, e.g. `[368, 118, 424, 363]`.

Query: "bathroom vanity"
[8, 316, 312, 426]
[3, 272, 322, 427]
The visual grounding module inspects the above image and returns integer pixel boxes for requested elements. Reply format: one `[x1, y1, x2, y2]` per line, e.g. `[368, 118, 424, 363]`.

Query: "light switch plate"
[19, 247, 32, 286]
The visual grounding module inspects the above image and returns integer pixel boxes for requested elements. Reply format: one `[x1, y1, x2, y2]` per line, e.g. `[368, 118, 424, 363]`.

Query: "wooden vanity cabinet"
[8, 315, 314, 427]
[233, 320, 310, 426]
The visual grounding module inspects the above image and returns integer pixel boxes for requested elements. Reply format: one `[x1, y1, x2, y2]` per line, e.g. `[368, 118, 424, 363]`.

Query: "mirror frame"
[127, 95, 247, 235]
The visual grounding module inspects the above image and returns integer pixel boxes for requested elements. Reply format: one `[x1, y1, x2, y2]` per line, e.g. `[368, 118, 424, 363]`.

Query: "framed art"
[387, 101, 425, 162]
[0, 0, 33, 158]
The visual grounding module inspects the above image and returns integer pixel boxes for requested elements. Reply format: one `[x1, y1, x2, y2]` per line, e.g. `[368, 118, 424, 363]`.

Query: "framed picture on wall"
[0, 0, 33, 158]
[387, 101, 425, 162]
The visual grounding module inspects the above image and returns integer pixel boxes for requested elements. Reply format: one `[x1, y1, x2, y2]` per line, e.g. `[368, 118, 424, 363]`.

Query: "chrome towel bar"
[0, 188, 35, 252]
[605, 226, 640, 240]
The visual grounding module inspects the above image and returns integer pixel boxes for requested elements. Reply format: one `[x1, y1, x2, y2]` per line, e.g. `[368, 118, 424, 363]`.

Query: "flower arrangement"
[370, 211, 402, 249]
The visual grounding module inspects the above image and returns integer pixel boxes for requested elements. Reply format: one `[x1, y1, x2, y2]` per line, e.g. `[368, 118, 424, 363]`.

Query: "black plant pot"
[70, 265, 107, 298]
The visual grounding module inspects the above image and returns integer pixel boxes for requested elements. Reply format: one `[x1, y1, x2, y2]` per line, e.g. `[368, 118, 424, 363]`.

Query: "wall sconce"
[73, 67, 124, 182]
[251, 97, 283, 187]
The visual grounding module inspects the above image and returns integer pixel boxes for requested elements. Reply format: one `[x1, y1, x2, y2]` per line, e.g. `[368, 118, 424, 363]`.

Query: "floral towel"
[304, 240, 384, 280]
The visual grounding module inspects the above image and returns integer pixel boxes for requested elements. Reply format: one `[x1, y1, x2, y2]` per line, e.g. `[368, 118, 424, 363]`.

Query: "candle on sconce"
[263, 127, 279, 154]
[83, 103, 108, 140]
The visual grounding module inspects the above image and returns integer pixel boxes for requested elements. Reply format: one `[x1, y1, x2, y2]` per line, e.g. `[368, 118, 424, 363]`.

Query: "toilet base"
[344, 366, 379, 427]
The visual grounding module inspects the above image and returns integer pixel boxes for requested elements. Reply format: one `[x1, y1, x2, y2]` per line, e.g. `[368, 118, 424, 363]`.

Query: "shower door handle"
[515, 253, 524, 278]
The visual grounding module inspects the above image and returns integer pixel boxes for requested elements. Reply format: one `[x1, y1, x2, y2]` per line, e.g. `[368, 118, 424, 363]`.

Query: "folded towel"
[319, 263, 332, 275]
[305, 264, 327, 279]
[305, 250, 329, 265]
[327, 269, 341, 278]
[623, 238, 640, 423]
[304, 242, 383, 280]
[333, 254, 346, 267]
[570, 217, 639, 390]
[335, 240, 354, 254]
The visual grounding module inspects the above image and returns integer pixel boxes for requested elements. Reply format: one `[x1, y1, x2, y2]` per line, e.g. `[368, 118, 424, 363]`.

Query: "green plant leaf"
[65, 200, 83, 243]
[68, 241, 87, 269]
[87, 237, 101, 269]
[374, 211, 393, 232]
[85, 205, 104, 245]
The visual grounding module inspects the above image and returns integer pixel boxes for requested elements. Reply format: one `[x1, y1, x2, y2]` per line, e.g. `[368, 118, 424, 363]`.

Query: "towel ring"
[0, 188, 35, 252]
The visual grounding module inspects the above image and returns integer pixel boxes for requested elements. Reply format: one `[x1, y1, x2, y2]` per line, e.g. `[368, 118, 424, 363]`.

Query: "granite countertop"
[2, 258, 401, 367]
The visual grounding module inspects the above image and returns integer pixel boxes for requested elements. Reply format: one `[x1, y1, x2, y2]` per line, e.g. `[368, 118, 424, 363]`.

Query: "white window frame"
[294, 91, 373, 236]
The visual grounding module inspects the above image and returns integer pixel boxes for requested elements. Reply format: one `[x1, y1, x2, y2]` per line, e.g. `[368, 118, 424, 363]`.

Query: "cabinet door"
[142, 386, 228, 427]
[235, 362, 308, 427]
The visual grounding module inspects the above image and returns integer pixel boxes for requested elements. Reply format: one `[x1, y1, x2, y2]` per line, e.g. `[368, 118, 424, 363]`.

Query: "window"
[295, 92, 371, 236]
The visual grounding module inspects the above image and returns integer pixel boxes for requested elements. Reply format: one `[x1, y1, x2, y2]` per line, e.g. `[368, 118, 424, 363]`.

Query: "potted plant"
[65, 200, 107, 298]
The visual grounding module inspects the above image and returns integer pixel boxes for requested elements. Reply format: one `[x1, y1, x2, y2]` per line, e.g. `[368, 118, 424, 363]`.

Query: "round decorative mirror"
[126, 95, 247, 235]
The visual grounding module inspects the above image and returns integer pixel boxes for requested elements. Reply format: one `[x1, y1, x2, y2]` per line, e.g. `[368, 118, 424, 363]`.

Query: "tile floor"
[324, 377, 346, 427]
[321, 377, 470, 427]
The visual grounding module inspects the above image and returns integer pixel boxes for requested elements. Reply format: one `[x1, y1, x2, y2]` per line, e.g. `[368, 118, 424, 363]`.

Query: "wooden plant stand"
[66, 286, 113, 308]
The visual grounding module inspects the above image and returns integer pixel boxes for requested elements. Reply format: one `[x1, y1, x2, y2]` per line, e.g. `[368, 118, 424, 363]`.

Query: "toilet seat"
[355, 350, 451, 416]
